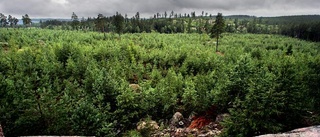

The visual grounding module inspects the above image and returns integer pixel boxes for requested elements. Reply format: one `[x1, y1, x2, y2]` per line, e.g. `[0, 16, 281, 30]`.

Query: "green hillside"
[1, 29, 320, 136]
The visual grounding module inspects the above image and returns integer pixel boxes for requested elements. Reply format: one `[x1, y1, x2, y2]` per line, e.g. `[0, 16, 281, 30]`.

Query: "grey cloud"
[1, 0, 69, 18]
[0, 0, 319, 18]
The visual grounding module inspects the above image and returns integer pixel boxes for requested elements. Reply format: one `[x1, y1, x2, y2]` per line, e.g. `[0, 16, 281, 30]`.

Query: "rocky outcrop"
[170, 112, 189, 128]
[151, 112, 223, 137]
[257, 125, 320, 137]
[152, 121, 222, 137]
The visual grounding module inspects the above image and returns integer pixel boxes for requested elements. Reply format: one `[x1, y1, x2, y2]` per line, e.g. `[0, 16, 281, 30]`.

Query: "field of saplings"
[1, 28, 320, 136]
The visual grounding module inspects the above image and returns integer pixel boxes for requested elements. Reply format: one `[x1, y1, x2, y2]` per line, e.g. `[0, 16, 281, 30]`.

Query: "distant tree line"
[0, 13, 32, 28]
[232, 15, 320, 42]
[0, 13, 19, 28]
[1, 12, 320, 42]
[39, 11, 216, 34]
[280, 22, 320, 42]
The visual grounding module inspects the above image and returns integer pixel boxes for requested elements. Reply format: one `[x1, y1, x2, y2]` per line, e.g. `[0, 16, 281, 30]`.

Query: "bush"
[1, 29, 320, 136]
[220, 55, 311, 136]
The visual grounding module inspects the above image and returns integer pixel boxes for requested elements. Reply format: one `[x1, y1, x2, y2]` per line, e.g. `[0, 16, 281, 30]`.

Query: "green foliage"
[0, 29, 320, 136]
[306, 56, 320, 115]
[71, 12, 80, 30]
[210, 13, 225, 38]
[124, 130, 142, 137]
[219, 54, 314, 136]
[22, 14, 31, 27]
[136, 117, 158, 137]
[113, 13, 125, 36]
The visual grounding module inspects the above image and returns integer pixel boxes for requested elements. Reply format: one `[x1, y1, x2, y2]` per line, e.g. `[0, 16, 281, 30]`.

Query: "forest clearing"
[1, 28, 320, 136]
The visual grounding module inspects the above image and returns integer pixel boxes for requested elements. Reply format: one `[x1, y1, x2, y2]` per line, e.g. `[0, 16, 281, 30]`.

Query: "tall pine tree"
[22, 14, 32, 27]
[71, 12, 79, 30]
[210, 13, 225, 52]
[113, 12, 124, 37]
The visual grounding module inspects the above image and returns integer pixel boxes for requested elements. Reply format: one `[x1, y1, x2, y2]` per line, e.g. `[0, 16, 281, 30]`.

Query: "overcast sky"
[1, 0, 320, 19]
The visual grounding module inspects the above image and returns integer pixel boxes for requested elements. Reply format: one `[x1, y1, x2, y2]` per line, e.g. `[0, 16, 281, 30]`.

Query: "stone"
[198, 133, 208, 137]
[174, 128, 186, 136]
[206, 130, 215, 136]
[193, 129, 221, 137]
[172, 112, 184, 122]
[185, 128, 191, 133]
[129, 84, 141, 92]
[191, 128, 199, 133]
[216, 51, 225, 56]
[200, 129, 207, 134]
[176, 128, 184, 133]
[256, 125, 320, 137]
[137, 120, 159, 131]
[170, 112, 184, 128]
[178, 121, 184, 126]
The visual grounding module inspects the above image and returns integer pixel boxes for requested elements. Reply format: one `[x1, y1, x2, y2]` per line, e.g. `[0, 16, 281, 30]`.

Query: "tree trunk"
[216, 35, 219, 52]
[103, 27, 106, 40]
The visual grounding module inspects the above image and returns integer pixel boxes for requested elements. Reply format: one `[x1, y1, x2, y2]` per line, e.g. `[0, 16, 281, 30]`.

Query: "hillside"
[0, 29, 320, 136]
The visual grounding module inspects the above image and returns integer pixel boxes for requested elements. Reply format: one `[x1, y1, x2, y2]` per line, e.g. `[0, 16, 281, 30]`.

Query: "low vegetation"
[0, 29, 320, 136]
